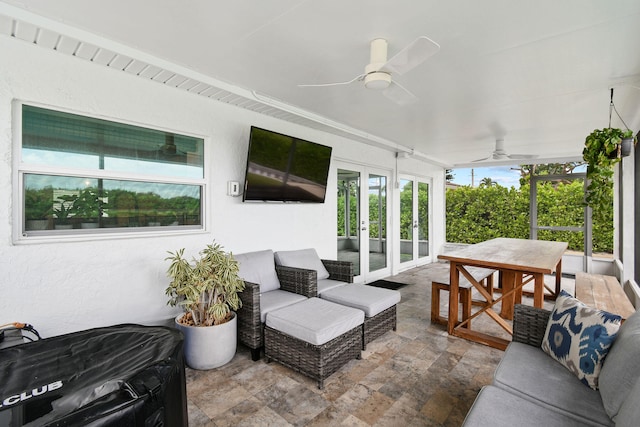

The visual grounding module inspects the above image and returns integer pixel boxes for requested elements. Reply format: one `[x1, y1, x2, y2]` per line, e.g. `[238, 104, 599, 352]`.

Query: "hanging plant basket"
[606, 136, 634, 159]
[620, 137, 634, 157]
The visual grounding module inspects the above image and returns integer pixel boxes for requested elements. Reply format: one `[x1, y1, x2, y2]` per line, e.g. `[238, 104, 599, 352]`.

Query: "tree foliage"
[518, 163, 583, 186]
[446, 169, 455, 182]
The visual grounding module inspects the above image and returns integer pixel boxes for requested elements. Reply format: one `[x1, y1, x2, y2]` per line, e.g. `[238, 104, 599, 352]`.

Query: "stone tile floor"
[186, 263, 575, 426]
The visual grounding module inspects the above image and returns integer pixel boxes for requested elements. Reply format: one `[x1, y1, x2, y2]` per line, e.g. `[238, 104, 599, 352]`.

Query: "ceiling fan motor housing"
[365, 38, 391, 89]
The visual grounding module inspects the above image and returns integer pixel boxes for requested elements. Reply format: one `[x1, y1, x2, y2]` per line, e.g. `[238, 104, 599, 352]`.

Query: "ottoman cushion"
[260, 289, 307, 323]
[320, 284, 401, 317]
[266, 298, 364, 345]
[318, 278, 348, 294]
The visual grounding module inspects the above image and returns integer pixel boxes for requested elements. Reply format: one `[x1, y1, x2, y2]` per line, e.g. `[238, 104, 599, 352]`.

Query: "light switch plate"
[227, 181, 240, 196]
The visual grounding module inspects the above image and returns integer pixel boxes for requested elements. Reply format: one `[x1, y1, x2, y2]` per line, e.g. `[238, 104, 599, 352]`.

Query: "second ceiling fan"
[472, 139, 538, 162]
[299, 36, 440, 105]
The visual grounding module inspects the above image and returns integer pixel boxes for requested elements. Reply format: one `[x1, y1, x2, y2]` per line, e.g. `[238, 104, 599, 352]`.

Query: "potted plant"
[582, 128, 636, 219]
[73, 187, 106, 228]
[53, 194, 77, 229]
[165, 241, 245, 369]
[24, 188, 52, 230]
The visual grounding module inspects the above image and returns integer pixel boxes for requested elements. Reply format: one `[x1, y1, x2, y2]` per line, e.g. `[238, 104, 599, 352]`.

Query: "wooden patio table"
[437, 238, 567, 350]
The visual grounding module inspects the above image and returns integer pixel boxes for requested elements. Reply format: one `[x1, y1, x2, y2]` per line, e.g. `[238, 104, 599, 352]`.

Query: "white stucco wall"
[0, 36, 444, 337]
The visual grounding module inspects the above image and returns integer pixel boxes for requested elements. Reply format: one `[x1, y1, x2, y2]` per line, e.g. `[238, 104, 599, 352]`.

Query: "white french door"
[337, 163, 391, 282]
[398, 175, 432, 269]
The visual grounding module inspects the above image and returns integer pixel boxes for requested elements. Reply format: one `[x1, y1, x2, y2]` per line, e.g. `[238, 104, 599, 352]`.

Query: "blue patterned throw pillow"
[541, 290, 621, 389]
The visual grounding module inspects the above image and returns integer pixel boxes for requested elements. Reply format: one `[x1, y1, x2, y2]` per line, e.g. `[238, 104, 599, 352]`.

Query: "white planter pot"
[175, 312, 237, 370]
[26, 219, 49, 230]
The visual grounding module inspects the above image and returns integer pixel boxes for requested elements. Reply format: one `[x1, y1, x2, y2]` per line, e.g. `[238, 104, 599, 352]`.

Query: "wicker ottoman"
[319, 284, 401, 349]
[264, 297, 364, 389]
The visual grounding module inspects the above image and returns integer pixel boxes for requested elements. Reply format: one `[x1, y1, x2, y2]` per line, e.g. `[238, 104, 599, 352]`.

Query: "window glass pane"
[22, 105, 204, 179]
[24, 174, 201, 232]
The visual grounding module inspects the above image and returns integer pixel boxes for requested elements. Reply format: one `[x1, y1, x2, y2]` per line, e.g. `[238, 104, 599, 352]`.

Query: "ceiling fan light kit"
[364, 40, 391, 89]
[298, 36, 440, 104]
[364, 71, 391, 90]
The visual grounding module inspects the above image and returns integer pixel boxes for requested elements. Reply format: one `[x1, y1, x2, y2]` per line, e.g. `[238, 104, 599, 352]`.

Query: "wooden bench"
[431, 266, 496, 327]
[575, 272, 636, 320]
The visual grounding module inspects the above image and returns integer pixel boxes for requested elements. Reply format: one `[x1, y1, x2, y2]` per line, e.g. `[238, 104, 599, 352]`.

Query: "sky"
[450, 165, 524, 188]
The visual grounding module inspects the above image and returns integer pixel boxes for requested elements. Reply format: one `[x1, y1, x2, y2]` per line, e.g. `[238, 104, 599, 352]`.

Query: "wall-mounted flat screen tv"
[243, 126, 332, 203]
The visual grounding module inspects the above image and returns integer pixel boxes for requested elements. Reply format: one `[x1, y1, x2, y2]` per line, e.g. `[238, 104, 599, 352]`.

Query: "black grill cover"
[0, 324, 187, 427]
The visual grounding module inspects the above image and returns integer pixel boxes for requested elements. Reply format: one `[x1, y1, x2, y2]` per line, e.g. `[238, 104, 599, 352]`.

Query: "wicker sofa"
[235, 249, 353, 361]
[462, 305, 640, 427]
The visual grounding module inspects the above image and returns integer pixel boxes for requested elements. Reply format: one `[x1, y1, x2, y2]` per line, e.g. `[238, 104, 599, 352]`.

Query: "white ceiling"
[2, 0, 640, 167]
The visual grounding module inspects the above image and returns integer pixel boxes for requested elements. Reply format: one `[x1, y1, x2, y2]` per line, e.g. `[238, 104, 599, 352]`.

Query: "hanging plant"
[582, 90, 637, 219]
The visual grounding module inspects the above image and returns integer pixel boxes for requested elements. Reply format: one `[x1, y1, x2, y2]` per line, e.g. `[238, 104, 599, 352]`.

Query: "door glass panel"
[418, 181, 429, 258]
[400, 179, 414, 263]
[337, 169, 361, 275]
[368, 174, 387, 272]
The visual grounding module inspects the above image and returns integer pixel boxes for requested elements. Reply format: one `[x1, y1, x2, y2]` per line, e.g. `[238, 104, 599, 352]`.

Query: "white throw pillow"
[234, 249, 280, 293]
[274, 248, 330, 280]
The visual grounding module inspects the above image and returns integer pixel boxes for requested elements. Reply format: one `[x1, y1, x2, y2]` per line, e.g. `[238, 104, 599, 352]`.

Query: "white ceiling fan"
[472, 139, 538, 162]
[298, 36, 440, 105]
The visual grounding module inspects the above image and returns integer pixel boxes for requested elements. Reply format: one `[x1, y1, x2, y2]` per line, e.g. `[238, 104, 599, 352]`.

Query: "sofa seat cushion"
[599, 310, 640, 421]
[320, 284, 401, 318]
[274, 248, 330, 280]
[493, 342, 612, 426]
[541, 290, 621, 389]
[265, 297, 364, 345]
[463, 386, 589, 427]
[235, 249, 281, 293]
[259, 290, 307, 323]
[317, 279, 348, 295]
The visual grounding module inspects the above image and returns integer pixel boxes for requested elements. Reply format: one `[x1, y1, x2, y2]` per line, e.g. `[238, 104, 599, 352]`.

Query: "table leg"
[534, 272, 544, 308]
[515, 273, 523, 305]
[448, 261, 460, 335]
[500, 270, 516, 319]
[555, 258, 563, 298]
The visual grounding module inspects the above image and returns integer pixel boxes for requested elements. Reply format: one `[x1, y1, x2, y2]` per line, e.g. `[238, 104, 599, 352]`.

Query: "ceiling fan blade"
[383, 81, 418, 105]
[298, 73, 365, 88]
[507, 154, 538, 160]
[381, 36, 440, 75]
[471, 156, 491, 162]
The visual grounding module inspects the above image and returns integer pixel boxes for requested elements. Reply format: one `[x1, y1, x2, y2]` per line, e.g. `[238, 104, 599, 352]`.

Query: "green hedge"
[446, 181, 613, 253]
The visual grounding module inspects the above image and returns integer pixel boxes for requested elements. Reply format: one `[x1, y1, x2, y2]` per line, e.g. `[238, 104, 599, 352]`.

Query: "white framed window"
[15, 102, 206, 242]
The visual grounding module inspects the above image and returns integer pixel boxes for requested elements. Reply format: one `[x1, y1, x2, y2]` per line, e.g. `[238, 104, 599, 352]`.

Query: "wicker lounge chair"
[235, 249, 317, 361]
